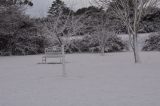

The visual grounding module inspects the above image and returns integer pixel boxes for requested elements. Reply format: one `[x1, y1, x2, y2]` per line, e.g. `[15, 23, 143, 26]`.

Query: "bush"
[142, 32, 160, 51]
[0, 35, 49, 56]
[11, 36, 49, 55]
[0, 11, 50, 56]
[65, 35, 128, 53]
[65, 36, 93, 53]
[105, 37, 128, 52]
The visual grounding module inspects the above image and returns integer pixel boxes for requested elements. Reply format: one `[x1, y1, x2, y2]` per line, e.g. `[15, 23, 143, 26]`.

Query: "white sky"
[26, 0, 92, 17]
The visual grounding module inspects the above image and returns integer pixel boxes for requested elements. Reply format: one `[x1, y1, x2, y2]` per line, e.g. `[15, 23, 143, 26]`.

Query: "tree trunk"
[133, 33, 140, 63]
[61, 44, 66, 77]
[100, 45, 105, 56]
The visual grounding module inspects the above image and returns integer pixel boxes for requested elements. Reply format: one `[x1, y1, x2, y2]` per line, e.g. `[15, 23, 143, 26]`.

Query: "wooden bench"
[42, 45, 65, 64]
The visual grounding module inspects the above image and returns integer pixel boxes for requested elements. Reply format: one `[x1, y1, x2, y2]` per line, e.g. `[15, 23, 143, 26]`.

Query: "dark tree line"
[48, 0, 160, 35]
[0, 0, 49, 55]
[0, 0, 160, 56]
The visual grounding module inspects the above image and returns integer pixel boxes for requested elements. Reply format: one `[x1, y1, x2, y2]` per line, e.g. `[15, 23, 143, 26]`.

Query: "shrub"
[65, 36, 92, 53]
[105, 36, 128, 52]
[0, 33, 49, 56]
[142, 32, 160, 51]
[64, 35, 128, 53]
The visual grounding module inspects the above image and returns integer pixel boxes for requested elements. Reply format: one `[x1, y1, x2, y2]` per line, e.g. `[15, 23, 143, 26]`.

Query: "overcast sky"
[26, 0, 92, 17]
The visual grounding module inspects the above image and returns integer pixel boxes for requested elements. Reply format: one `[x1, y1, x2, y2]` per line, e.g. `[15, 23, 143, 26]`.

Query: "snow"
[0, 52, 160, 106]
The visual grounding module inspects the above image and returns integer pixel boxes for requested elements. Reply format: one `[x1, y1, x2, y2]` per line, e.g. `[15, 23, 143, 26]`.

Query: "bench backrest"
[45, 46, 64, 57]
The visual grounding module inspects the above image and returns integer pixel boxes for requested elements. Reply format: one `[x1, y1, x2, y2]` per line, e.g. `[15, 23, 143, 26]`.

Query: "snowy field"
[0, 52, 160, 106]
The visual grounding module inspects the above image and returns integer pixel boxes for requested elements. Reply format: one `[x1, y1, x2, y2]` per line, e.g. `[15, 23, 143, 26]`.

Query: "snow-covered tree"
[92, 12, 111, 55]
[44, 1, 87, 46]
[94, 0, 160, 63]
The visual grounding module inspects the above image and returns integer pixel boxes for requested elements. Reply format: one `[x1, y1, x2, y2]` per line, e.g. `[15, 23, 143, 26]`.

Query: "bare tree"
[94, 0, 160, 63]
[43, 5, 88, 48]
[92, 12, 116, 55]
[94, 29, 115, 55]
[41, 6, 86, 76]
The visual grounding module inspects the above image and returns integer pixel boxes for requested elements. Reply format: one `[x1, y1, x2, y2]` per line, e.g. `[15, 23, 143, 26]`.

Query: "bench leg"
[60, 57, 62, 64]
[42, 57, 46, 64]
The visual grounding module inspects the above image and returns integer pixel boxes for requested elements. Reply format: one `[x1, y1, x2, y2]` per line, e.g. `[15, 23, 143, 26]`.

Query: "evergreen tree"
[48, 0, 73, 17]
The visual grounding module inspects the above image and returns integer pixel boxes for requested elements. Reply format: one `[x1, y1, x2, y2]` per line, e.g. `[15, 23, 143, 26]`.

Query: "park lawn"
[0, 52, 160, 106]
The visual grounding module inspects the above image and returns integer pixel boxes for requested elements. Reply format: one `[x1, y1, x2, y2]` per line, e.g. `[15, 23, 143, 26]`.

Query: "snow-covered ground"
[0, 52, 160, 106]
